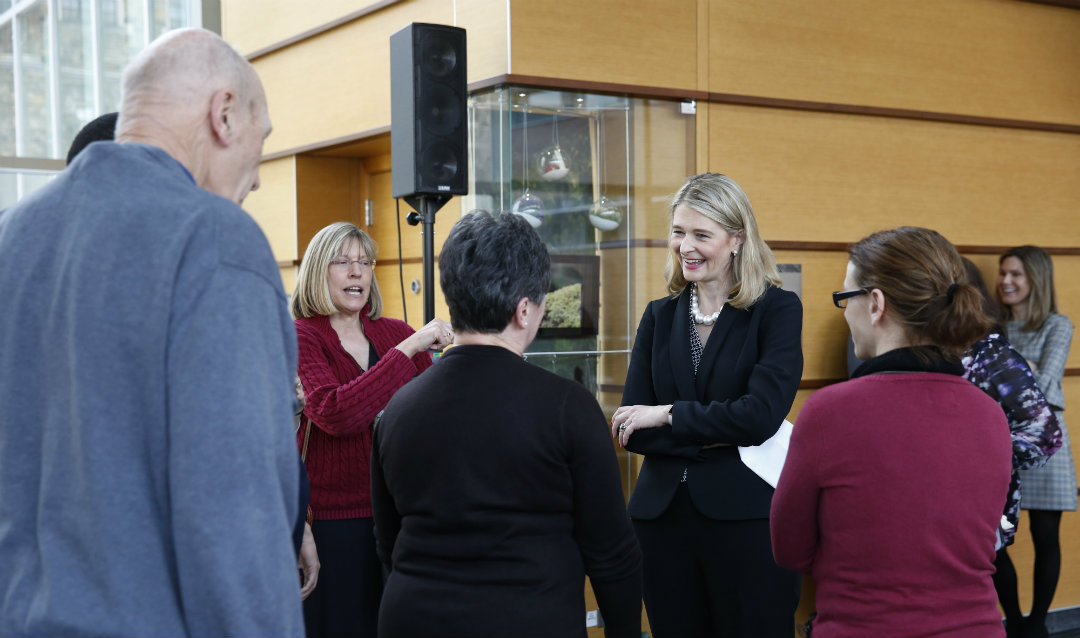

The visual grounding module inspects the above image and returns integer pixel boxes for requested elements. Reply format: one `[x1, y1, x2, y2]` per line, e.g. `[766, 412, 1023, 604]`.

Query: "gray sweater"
[0, 143, 304, 636]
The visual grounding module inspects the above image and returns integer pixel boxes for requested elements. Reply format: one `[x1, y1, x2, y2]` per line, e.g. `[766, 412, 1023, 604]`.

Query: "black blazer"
[621, 285, 803, 521]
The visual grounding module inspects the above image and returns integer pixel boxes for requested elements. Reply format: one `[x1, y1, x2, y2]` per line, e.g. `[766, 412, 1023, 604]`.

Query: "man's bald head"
[115, 28, 271, 205]
[118, 29, 260, 128]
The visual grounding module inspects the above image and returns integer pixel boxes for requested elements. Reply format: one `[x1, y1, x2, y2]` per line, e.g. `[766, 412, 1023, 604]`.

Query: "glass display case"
[464, 86, 695, 404]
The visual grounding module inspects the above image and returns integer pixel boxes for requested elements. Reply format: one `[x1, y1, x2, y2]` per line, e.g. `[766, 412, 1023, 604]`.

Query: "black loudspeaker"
[390, 23, 468, 198]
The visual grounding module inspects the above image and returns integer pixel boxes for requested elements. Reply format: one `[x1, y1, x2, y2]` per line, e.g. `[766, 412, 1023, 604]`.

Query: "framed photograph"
[538, 254, 600, 339]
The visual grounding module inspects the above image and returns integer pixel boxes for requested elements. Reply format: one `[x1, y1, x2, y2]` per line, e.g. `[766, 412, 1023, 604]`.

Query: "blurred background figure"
[772, 226, 1012, 637]
[960, 257, 1062, 637]
[291, 221, 452, 637]
[613, 173, 803, 637]
[371, 211, 643, 638]
[995, 245, 1076, 638]
[65, 112, 117, 164]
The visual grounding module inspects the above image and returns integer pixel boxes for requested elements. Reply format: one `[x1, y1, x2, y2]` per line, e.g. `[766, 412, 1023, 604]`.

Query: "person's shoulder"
[755, 284, 800, 309]
[295, 315, 327, 336]
[1045, 313, 1073, 332]
[644, 293, 681, 316]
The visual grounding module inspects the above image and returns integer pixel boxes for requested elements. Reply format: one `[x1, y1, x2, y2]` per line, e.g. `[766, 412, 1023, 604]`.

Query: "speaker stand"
[403, 194, 451, 324]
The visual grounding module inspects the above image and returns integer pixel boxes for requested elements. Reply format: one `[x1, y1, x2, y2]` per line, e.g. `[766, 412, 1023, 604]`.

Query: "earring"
[523, 321, 528, 327]
[733, 249, 739, 257]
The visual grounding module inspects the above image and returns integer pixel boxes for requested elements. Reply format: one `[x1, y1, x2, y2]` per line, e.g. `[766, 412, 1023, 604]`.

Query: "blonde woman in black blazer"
[613, 173, 803, 637]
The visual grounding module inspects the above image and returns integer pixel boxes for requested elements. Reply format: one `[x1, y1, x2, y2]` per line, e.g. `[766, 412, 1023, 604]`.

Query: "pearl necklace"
[690, 283, 722, 325]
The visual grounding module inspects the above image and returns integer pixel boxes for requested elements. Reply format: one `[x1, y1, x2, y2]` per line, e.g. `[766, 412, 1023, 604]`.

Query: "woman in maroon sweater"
[291, 222, 452, 637]
[772, 227, 1013, 637]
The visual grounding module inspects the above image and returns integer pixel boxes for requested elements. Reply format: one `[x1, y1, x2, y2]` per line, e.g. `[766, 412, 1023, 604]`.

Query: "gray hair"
[439, 211, 550, 333]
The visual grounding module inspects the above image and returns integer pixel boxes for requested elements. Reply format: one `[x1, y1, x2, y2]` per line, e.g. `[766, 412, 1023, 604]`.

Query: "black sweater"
[372, 345, 643, 637]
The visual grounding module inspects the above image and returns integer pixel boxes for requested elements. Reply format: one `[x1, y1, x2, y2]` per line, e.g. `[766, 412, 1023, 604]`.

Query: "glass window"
[57, 0, 95, 156]
[99, 0, 146, 113]
[0, 22, 15, 155]
[0, 170, 17, 208]
[17, 0, 52, 157]
[149, 0, 192, 39]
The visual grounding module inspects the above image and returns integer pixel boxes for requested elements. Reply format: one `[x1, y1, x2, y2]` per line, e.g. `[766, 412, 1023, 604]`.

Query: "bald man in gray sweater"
[0, 28, 303, 636]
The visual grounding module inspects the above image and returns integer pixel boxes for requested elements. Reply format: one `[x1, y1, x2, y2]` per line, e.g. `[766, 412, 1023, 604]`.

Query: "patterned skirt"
[1020, 409, 1078, 511]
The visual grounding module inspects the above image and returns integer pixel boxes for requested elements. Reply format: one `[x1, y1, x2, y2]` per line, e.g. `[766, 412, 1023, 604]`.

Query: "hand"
[298, 522, 320, 600]
[294, 375, 306, 415]
[611, 404, 672, 447]
[396, 318, 454, 358]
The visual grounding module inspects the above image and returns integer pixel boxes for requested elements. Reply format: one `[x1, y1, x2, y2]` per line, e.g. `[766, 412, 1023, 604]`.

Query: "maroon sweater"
[772, 364, 1011, 638]
[296, 313, 432, 519]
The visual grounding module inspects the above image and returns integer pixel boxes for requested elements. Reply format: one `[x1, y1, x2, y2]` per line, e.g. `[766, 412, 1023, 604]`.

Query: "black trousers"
[303, 518, 382, 638]
[633, 483, 800, 638]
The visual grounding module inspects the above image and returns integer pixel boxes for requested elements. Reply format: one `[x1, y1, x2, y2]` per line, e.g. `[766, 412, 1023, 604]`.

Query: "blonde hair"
[664, 173, 780, 309]
[998, 245, 1058, 332]
[290, 222, 383, 320]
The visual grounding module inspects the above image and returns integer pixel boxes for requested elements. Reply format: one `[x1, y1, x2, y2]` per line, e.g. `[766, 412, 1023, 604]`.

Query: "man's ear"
[208, 88, 235, 147]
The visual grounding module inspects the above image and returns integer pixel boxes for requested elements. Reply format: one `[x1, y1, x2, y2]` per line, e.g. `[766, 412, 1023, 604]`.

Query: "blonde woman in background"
[292, 222, 452, 637]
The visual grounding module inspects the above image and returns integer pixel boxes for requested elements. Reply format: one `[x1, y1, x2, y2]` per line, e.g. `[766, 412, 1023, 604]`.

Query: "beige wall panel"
[455, 0, 509, 81]
[707, 104, 1080, 247]
[365, 166, 457, 325]
[281, 265, 297, 296]
[296, 155, 365, 260]
[711, 0, 1080, 125]
[375, 262, 449, 328]
[223, 0, 387, 55]
[509, 0, 698, 90]
[245, 156, 297, 263]
[773, 250, 851, 384]
[253, 0, 455, 155]
[1049, 256, 1080, 370]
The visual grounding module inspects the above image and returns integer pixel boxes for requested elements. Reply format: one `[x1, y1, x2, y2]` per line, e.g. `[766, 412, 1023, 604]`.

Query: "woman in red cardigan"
[291, 222, 452, 637]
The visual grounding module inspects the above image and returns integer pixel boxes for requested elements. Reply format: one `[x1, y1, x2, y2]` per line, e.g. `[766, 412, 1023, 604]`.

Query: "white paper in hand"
[737, 419, 794, 488]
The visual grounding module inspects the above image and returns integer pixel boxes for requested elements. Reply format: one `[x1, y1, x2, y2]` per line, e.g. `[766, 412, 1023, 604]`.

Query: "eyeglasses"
[329, 258, 376, 271]
[832, 289, 869, 308]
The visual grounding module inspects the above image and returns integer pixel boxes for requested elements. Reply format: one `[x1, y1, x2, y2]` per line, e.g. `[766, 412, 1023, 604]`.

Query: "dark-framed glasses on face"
[330, 258, 375, 271]
[832, 289, 868, 308]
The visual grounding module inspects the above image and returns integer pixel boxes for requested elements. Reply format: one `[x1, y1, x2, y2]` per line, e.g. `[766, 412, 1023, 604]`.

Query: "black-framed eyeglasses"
[832, 289, 869, 309]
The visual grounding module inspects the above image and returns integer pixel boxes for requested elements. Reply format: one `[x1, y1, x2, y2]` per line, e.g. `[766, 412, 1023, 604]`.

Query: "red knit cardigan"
[296, 312, 432, 519]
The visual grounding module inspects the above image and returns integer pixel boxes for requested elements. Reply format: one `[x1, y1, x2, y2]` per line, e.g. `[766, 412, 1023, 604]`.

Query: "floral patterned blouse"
[967, 334, 1058, 548]
[962, 332, 1062, 548]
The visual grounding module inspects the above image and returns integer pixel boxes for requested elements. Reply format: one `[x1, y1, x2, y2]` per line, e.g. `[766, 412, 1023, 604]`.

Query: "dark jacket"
[622, 284, 803, 520]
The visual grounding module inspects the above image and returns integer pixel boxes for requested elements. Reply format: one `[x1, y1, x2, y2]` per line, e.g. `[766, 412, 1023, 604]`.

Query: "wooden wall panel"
[710, 0, 1080, 125]
[772, 249, 851, 383]
[454, 0, 509, 82]
[296, 155, 365, 262]
[250, 0, 455, 156]
[707, 103, 1080, 247]
[223, 0, 387, 56]
[509, 0, 699, 91]
[365, 165, 457, 328]
[244, 156, 297, 264]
